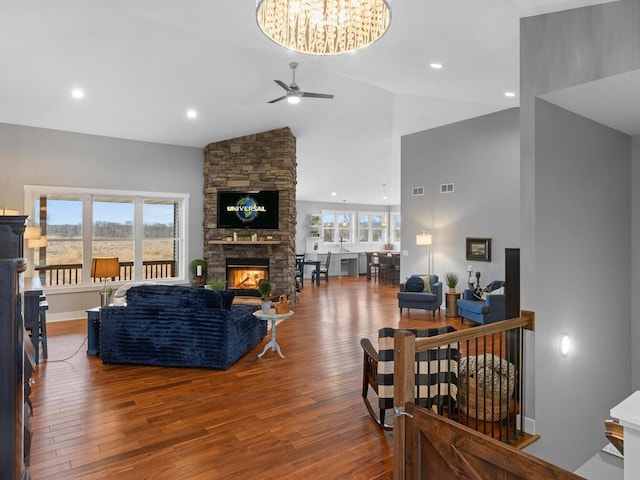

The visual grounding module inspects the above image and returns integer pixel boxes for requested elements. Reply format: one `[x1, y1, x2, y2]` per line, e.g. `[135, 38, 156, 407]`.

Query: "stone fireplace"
[202, 127, 297, 300]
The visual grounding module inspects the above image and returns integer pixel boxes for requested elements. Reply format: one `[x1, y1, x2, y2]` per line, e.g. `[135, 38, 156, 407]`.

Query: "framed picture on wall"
[466, 237, 491, 261]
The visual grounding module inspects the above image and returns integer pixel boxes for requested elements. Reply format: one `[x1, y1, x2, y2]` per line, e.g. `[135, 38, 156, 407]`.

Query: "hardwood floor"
[29, 276, 467, 480]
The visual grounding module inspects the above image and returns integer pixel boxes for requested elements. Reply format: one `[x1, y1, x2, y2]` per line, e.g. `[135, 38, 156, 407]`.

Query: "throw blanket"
[377, 326, 458, 411]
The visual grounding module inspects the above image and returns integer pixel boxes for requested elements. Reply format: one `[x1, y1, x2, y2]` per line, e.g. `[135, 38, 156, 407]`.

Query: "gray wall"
[520, 0, 640, 470]
[400, 108, 520, 284]
[633, 135, 640, 389]
[530, 99, 631, 468]
[0, 122, 204, 319]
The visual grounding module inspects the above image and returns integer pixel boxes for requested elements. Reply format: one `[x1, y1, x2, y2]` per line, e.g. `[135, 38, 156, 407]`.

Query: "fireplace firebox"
[226, 258, 269, 296]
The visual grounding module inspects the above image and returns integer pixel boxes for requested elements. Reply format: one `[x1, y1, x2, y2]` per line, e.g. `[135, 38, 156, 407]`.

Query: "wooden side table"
[445, 292, 461, 318]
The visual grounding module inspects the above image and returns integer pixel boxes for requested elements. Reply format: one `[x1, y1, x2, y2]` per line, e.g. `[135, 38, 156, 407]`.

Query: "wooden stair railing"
[393, 314, 538, 480]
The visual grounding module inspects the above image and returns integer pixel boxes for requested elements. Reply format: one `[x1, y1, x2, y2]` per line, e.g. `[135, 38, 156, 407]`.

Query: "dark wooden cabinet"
[504, 248, 520, 319]
[0, 215, 32, 480]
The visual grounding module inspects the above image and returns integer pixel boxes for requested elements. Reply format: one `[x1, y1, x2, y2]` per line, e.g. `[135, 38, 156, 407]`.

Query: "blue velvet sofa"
[456, 281, 506, 325]
[100, 284, 266, 370]
[397, 274, 442, 316]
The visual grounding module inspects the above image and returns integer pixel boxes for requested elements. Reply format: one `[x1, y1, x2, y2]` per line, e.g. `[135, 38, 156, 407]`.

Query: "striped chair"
[360, 325, 458, 430]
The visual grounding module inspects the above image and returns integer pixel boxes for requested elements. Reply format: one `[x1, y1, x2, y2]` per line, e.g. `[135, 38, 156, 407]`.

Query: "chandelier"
[256, 0, 392, 56]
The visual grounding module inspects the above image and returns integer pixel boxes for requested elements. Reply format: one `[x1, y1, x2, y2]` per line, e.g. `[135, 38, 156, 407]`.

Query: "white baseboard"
[516, 414, 536, 435]
[47, 310, 87, 323]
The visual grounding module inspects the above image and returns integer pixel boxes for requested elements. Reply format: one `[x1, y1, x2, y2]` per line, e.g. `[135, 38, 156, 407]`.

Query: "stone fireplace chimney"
[203, 127, 297, 301]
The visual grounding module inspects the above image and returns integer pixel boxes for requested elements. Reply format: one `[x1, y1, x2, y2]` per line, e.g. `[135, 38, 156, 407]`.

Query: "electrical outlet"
[601, 442, 623, 458]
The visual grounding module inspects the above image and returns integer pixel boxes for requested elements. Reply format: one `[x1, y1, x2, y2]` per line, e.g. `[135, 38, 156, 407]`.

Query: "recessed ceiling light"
[429, 63, 443, 70]
[186, 109, 198, 119]
[71, 89, 84, 99]
[504, 91, 516, 98]
[331, 192, 337, 196]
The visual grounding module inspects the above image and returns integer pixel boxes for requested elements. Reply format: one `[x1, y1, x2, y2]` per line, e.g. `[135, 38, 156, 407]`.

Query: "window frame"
[24, 184, 189, 292]
[321, 209, 354, 244]
[357, 210, 388, 243]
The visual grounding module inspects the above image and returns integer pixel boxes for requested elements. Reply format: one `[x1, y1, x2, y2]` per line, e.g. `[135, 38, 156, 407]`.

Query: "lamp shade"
[24, 226, 42, 240]
[27, 235, 47, 249]
[91, 257, 120, 280]
[416, 233, 432, 246]
[1, 209, 20, 215]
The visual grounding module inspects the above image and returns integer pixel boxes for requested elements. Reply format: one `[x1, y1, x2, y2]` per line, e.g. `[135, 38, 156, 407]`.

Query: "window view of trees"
[26, 186, 186, 287]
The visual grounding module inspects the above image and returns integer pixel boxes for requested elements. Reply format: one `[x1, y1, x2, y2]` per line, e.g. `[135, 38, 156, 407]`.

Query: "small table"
[253, 310, 294, 358]
[86, 307, 101, 355]
[445, 292, 461, 318]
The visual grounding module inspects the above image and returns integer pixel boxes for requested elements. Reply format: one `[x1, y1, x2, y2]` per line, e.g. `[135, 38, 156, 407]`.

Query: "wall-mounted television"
[217, 191, 279, 229]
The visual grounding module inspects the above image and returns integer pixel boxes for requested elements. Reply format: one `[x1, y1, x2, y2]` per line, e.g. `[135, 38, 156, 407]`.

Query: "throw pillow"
[420, 276, 432, 293]
[405, 276, 424, 292]
[473, 288, 484, 301]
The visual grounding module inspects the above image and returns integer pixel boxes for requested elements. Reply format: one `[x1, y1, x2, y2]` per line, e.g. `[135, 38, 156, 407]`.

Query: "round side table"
[253, 310, 294, 358]
[445, 292, 461, 318]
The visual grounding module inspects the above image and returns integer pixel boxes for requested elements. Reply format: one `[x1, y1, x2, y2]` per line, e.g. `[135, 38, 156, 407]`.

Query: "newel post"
[393, 330, 416, 480]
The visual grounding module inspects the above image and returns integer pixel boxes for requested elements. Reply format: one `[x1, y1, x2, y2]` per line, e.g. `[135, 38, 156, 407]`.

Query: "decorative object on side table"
[274, 294, 290, 314]
[189, 258, 207, 286]
[257, 279, 273, 314]
[444, 272, 459, 294]
[467, 264, 474, 289]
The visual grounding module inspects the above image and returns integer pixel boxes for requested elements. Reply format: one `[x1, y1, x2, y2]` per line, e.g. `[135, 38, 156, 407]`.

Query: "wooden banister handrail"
[393, 312, 536, 479]
[412, 313, 535, 352]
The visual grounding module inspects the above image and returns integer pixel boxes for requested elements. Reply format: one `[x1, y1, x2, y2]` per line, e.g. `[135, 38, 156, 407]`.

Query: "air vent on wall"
[412, 186, 425, 196]
[440, 183, 454, 193]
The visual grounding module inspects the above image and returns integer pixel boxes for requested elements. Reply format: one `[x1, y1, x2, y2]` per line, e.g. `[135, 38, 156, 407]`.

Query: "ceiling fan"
[268, 62, 334, 104]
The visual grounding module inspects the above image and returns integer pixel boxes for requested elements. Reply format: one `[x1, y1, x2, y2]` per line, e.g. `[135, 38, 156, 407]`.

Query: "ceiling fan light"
[287, 95, 301, 104]
[256, 0, 392, 56]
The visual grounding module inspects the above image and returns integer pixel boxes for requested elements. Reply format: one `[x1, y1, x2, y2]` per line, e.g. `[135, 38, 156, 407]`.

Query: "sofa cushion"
[219, 289, 236, 310]
[420, 276, 432, 293]
[405, 276, 424, 292]
[126, 284, 223, 310]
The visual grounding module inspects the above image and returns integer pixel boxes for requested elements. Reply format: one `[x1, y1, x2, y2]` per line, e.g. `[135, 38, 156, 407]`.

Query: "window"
[25, 185, 188, 288]
[358, 211, 387, 243]
[321, 210, 353, 243]
[390, 212, 401, 243]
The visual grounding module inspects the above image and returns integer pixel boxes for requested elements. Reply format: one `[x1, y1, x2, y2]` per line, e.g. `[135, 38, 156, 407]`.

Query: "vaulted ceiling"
[0, 0, 616, 205]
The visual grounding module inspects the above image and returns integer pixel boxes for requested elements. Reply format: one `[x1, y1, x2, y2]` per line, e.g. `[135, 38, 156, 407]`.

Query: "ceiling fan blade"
[274, 80, 292, 92]
[300, 92, 335, 99]
[268, 95, 288, 104]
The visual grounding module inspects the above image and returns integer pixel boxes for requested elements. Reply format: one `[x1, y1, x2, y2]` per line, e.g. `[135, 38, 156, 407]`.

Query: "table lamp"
[91, 257, 120, 306]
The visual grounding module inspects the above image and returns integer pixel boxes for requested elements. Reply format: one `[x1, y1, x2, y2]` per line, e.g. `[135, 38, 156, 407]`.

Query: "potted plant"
[257, 279, 273, 314]
[189, 259, 207, 286]
[444, 272, 459, 293]
[207, 279, 226, 291]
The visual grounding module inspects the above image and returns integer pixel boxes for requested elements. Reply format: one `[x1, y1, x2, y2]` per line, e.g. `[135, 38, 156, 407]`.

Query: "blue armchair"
[397, 274, 442, 316]
[456, 281, 506, 325]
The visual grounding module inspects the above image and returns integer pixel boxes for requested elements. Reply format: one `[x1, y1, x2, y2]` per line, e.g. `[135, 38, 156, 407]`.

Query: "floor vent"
[412, 186, 425, 196]
[440, 183, 455, 193]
